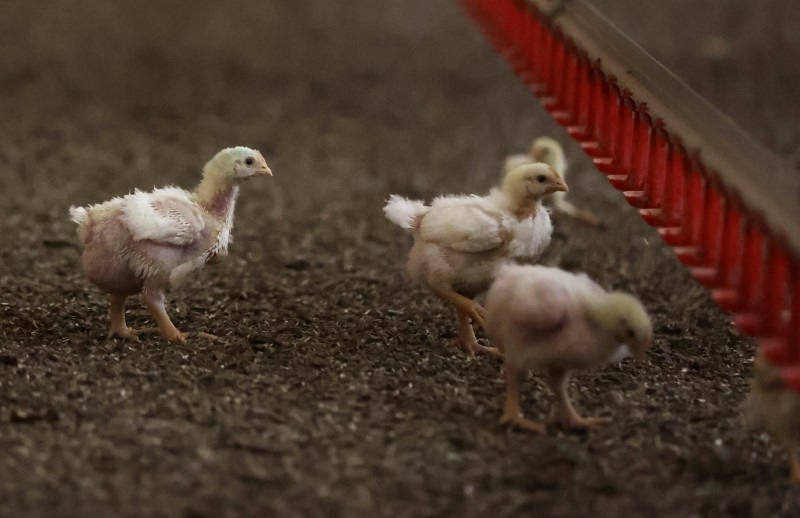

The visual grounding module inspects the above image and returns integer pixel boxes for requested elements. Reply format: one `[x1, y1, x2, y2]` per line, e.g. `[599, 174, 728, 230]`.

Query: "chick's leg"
[789, 447, 800, 484]
[451, 309, 502, 358]
[552, 192, 601, 227]
[140, 288, 216, 343]
[547, 370, 610, 429]
[106, 294, 139, 342]
[499, 364, 545, 433]
[431, 287, 486, 328]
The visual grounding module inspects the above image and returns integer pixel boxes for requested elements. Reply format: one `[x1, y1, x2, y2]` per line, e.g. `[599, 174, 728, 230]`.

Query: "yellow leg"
[141, 290, 217, 343]
[431, 287, 487, 328]
[106, 295, 139, 342]
[499, 365, 545, 433]
[547, 370, 611, 429]
[553, 197, 603, 227]
[789, 447, 800, 484]
[448, 309, 503, 358]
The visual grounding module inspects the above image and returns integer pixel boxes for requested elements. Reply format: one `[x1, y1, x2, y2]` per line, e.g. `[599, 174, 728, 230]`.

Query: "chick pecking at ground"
[485, 264, 652, 432]
[505, 136, 600, 226]
[746, 348, 800, 483]
[69, 146, 272, 343]
[384, 162, 567, 357]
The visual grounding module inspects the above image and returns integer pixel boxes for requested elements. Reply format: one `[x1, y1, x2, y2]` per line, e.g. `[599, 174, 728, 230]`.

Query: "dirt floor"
[1, 0, 799, 516]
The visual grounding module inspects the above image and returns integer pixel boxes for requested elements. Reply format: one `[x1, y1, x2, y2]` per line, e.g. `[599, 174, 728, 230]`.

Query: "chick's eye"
[245, 157, 254, 166]
[536, 174, 546, 183]
[627, 329, 635, 338]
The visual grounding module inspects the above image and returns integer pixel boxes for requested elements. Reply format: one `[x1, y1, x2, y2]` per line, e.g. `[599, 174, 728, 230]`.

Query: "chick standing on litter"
[746, 348, 800, 483]
[384, 162, 568, 357]
[70, 147, 272, 343]
[485, 264, 652, 431]
[505, 136, 600, 226]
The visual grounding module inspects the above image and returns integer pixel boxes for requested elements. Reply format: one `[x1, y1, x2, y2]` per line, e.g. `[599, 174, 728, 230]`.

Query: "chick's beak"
[548, 179, 568, 194]
[257, 165, 273, 177]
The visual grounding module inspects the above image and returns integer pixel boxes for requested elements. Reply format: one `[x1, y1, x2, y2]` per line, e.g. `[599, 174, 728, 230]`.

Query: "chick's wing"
[419, 196, 509, 253]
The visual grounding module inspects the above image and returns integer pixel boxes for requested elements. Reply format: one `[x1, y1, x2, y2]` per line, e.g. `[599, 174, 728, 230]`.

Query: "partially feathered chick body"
[70, 146, 271, 342]
[485, 264, 652, 431]
[384, 162, 567, 356]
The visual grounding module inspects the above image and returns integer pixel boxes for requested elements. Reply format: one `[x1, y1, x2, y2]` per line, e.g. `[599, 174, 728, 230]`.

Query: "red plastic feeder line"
[461, 0, 800, 376]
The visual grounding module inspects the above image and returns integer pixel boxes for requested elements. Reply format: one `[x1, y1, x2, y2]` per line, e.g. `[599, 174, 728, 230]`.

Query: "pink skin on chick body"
[70, 146, 271, 343]
[485, 264, 652, 432]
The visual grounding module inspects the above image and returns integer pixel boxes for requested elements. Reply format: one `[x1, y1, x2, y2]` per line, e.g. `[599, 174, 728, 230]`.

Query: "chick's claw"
[552, 414, 612, 430]
[500, 412, 546, 434]
[475, 343, 503, 359]
[134, 327, 218, 343]
[106, 327, 140, 343]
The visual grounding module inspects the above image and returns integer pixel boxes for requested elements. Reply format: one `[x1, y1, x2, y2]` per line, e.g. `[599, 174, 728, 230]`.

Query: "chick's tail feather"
[383, 195, 428, 230]
[69, 206, 90, 244]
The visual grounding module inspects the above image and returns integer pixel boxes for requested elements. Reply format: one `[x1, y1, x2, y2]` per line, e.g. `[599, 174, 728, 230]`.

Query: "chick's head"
[594, 292, 653, 360]
[203, 146, 272, 183]
[529, 136, 565, 169]
[503, 162, 568, 204]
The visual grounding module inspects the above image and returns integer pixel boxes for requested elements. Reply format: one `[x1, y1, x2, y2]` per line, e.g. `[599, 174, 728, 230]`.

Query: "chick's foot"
[106, 325, 140, 343]
[500, 412, 547, 434]
[789, 449, 800, 484]
[500, 364, 544, 433]
[452, 309, 502, 358]
[106, 294, 139, 342]
[135, 327, 218, 343]
[552, 414, 612, 430]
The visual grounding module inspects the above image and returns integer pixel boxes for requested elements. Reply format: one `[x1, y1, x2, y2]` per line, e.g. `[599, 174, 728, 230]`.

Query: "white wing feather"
[420, 195, 508, 253]
[119, 187, 205, 246]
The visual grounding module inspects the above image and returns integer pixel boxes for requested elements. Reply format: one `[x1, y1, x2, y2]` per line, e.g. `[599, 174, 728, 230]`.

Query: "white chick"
[384, 162, 568, 357]
[70, 147, 272, 343]
[505, 136, 600, 226]
[746, 350, 800, 483]
[485, 264, 652, 432]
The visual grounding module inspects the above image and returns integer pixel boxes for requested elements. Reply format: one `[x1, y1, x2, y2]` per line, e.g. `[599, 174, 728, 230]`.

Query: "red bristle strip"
[672, 160, 705, 262]
[554, 44, 579, 125]
[691, 184, 724, 285]
[608, 93, 636, 187]
[519, 15, 538, 87]
[539, 26, 556, 100]
[543, 31, 567, 110]
[640, 122, 669, 223]
[788, 266, 800, 359]
[625, 107, 654, 205]
[660, 142, 687, 232]
[734, 223, 766, 335]
[761, 241, 790, 337]
[711, 203, 744, 309]
[568, 53, 591, 139]
[461, 0, 800, 378]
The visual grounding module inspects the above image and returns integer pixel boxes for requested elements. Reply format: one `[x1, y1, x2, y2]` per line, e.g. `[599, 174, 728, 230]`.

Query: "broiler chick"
[484, 264, 652, 432]
[70, 146, 272, 343]
[384, 162, 568, 357]
[746, 351, 800, 483]
[505, 136, 600, 226]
